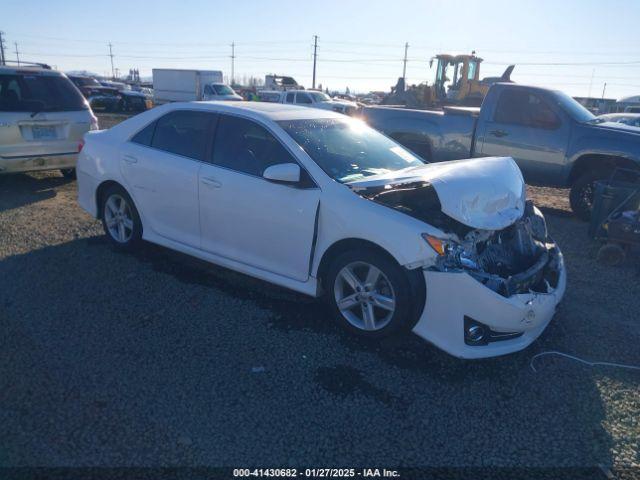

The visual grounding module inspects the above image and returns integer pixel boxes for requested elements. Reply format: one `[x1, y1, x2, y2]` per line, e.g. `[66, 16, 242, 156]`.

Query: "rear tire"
[60, 168, 76, 179]
[100, 185, 142, 250]
[570, 170, 608, 221]
[325, 249, 419, 339]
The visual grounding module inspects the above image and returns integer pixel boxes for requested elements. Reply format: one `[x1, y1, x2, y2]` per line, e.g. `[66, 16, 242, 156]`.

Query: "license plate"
[32, 125, 57, 140]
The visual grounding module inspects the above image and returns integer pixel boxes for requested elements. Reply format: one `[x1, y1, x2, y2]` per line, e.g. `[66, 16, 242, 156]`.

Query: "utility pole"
[0, 31, 6, 66]
[230, 41, 235, 86]
[108, 42, 115, 80]
[601, 82, 607, 99]
[14, 42, 20, 66]
[402, 42, 409, 80]
[312, 35, 318, 89]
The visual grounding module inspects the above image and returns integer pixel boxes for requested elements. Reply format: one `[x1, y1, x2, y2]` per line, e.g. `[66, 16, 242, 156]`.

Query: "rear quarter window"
[131, 120, 157, 146]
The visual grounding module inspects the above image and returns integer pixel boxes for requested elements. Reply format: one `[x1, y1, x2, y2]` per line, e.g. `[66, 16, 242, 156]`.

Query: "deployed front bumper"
[412, 250, 566, 359]
[0, 152, 78, 174]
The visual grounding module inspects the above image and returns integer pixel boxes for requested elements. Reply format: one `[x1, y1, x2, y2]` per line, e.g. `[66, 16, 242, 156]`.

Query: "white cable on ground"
[530, 351, 640, 373]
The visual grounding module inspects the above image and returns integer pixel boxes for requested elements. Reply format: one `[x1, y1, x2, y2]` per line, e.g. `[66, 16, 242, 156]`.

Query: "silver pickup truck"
[361, 83, 640, 220]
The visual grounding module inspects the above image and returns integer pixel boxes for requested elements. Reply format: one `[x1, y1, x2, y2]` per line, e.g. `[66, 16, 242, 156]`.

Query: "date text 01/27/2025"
[232, 468, 400, 478]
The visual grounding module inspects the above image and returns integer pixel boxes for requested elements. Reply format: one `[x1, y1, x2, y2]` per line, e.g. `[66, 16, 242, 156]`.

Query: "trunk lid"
[0, 111, 91, 159]
[348, 156, 526, 230]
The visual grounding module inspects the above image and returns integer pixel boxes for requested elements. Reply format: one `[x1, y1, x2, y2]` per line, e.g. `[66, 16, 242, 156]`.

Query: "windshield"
[213, 84, 235, 95]
[0, 74, 88, 112]
[73, 76, 100, 87]
[278, 118, 425, 183]
[308, 91, 331, 102]
[551, 90, 595, 123]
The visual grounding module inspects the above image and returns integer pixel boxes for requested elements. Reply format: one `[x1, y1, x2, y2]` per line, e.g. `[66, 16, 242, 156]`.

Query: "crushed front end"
[350, 157, 566, 358]
[414, 201, 566, 359]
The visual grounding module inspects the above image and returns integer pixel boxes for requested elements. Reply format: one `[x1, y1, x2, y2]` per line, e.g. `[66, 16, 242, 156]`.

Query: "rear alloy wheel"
[326, 249, 417, 338]
[101, 186, 142, 249]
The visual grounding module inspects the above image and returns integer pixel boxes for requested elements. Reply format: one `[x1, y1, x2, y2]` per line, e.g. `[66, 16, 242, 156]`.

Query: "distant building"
[615, 95, 640, 113]
[574, 96, 617, 114]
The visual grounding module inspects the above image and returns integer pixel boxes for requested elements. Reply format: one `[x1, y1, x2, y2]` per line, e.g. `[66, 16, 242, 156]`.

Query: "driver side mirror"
[263, 163, 301, 184]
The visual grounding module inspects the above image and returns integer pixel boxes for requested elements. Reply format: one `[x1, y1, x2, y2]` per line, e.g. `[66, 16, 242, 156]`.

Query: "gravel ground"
[0, 115, 639, 472]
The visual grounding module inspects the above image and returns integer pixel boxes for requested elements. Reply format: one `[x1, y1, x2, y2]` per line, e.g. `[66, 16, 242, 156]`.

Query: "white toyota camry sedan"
[77, 101, 566, 359]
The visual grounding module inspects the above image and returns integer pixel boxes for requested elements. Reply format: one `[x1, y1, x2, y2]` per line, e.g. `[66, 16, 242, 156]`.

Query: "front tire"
[570, 170, 607, 221]
[100, 185, 142, 250]
[325, 249, 419, 338]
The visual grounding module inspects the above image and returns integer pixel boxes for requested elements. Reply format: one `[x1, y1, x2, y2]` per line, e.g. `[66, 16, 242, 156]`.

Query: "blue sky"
[3, 0, 640, 99]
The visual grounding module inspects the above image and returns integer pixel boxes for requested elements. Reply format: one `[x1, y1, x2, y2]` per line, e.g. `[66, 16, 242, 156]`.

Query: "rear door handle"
[489, 129, 508, 138]
[201, 177, 222, 188]
[123, 155, 138, 164]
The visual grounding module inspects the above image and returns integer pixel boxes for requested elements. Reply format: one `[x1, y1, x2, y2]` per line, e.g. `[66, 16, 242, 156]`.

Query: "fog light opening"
[466, 325, 486, 344]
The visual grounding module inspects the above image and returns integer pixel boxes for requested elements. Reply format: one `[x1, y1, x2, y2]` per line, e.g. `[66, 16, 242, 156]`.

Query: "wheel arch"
[568, 154, 640, 185]
[315, 237, 426, 318]
[95, 180, 131, 220]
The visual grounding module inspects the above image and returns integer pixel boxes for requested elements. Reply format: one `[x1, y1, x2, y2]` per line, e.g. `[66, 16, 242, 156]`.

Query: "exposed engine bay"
[359, 182, 562, 297]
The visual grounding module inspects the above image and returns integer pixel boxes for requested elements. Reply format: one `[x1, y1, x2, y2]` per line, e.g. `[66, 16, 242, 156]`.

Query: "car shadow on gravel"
[0, 172, 73, 212]
[0, 236, 617, 467]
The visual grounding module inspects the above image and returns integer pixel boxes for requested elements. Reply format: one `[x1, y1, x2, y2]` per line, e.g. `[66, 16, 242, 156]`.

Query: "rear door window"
[0, 74, 87, 112]
[150, 110, 213, 160]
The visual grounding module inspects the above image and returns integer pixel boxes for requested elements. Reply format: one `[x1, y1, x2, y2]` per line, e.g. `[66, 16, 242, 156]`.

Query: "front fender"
[566, 125, 640, 177]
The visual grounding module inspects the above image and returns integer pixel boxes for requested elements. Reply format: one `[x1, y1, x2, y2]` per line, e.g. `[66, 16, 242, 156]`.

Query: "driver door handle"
[490, 129, 508, 138]
[123, 155, 138, 164]
[201, 177, 222, 188]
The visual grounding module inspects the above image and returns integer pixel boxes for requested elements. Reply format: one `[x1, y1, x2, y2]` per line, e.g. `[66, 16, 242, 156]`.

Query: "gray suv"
[0, 65, 98, 178]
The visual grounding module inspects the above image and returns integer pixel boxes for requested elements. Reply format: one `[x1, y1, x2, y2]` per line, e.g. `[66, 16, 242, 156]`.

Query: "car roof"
[164, 101, 345, 121]
[0, 65, 63, 76]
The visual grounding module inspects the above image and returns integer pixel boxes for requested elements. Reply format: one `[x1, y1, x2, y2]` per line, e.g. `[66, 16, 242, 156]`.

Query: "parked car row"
[68, 75, 153, 113]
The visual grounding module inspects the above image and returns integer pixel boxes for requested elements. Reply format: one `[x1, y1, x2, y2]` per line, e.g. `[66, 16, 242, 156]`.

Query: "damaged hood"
[348, 156, 526, 230]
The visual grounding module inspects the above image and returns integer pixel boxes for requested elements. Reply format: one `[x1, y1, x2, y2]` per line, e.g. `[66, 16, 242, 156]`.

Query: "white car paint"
[77, 101, 566, 359]
[348, 156, 526, 230]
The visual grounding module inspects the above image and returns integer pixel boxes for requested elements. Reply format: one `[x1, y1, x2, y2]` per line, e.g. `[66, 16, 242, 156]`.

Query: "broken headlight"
[422, 234, 480, 270]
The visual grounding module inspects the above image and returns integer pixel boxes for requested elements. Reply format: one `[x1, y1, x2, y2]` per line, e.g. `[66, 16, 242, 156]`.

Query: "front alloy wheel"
[326, 249, 420, 338]
[334, 261, 396, 331]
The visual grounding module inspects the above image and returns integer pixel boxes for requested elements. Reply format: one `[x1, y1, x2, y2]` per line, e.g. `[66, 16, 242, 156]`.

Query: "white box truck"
[152, 69, 242, 103]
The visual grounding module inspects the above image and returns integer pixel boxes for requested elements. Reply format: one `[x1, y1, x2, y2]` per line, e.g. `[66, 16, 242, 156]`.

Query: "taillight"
[78, 139, 85, 153]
